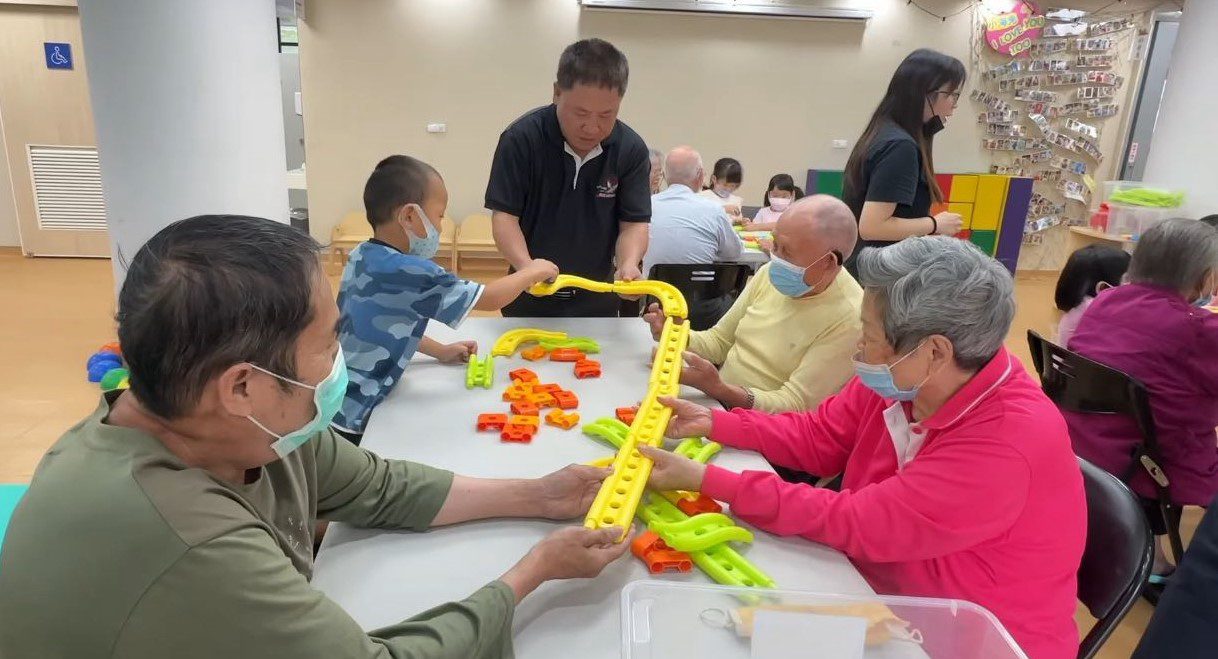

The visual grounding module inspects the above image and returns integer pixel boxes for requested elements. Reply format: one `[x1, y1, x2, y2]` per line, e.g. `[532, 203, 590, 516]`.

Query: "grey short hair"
[1127, 218, 1218, 294]
[857, 236, 1014, 370]
[648, 147, 663, 166]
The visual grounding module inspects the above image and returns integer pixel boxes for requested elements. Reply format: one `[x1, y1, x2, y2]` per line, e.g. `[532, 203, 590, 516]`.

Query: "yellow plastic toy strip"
[585, 455, 616, 468]
[490, 328, 567, 357]
[528, 273, 690, 541]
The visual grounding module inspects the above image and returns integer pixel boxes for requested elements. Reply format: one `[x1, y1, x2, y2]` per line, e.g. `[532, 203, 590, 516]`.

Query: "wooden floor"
[0, 249, 1199, 658]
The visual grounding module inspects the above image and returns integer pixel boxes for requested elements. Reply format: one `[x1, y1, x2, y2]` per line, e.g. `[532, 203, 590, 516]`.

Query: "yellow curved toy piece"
[585, 455, 616, 468]
[490, 328, 567, 357]
[528, 275, 688, 320]
[530, 273, 690, 541]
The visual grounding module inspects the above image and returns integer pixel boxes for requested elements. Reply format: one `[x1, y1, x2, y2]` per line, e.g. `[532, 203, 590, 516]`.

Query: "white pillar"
[78, 0, 288, 287]
[1141, 2, 1218, 217]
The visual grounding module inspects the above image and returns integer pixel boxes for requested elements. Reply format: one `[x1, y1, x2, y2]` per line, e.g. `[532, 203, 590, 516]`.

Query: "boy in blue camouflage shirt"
[333, 155, 558, 443]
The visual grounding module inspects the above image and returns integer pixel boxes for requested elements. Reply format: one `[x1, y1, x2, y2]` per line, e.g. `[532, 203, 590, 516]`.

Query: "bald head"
[773, 194, 859, 267]
[663, 146, 704, 191]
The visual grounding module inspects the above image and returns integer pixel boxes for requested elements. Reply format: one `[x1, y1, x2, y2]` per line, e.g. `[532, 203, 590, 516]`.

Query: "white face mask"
[713, 187, 732, 199]
[769, 197, 791, 212]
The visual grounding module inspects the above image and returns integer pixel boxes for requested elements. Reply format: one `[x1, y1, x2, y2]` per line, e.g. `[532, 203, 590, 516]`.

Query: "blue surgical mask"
[852, 343, 929, 402]
[247, 346, 349, 458]
[768, 252, 832, 298]
[404, 204, 440, 259]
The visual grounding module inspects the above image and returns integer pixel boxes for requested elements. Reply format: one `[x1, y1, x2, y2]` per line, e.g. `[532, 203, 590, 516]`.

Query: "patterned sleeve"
[372, 254, 483, 330]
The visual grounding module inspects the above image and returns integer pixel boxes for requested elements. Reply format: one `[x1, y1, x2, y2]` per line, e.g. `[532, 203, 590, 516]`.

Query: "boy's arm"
[474, 259, 559, 311]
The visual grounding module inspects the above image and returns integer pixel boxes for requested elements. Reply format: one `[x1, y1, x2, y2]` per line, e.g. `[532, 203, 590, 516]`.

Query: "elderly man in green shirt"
[0, 215, 628, 658]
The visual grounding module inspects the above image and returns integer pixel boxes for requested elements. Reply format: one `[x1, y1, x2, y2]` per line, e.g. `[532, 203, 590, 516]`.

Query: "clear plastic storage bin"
[1099, 180, 1184, 208]
[1107, 203, 1177, 239]
[621, 581, 1027, 659]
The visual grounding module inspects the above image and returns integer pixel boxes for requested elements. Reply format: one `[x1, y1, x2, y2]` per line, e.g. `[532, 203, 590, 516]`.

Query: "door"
[1120, 16, 1180, 181]
[0, 4, 108, 256]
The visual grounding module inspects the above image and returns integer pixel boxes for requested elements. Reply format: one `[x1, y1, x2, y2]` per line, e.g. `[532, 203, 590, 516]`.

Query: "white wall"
[1142, 0, 1217, 217]
[78, 0, 288, 284]
[0, 109, 18, 246]
[299, 0, 989, 243]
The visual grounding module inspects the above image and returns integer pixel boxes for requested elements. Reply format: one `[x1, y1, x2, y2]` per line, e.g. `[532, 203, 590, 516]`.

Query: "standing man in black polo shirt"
[485, 38, 651, 317]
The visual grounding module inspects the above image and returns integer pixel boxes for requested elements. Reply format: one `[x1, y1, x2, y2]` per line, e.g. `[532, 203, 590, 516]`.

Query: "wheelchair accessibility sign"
[44, 42, 73, 70]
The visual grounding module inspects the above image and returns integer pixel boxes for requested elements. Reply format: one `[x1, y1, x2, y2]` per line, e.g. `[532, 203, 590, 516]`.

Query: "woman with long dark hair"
[842, 49, 966, 272]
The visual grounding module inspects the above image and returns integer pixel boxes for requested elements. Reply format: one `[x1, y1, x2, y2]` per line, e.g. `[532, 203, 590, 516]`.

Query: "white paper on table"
[750, 610, 867, 659]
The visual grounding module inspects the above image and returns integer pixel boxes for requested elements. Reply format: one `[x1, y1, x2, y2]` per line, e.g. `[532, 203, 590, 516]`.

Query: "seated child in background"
[332, 155, 558, 444]
[698, 157, 745, 222]
[745, 173, 799, 231]
[1054, 244, 1130, 347]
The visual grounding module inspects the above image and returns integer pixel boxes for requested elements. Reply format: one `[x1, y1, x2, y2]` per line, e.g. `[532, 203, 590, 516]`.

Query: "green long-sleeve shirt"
[0, 392, 515, 658]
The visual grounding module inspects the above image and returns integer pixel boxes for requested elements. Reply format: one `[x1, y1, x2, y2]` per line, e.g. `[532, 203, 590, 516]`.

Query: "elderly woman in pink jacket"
[645, 236, 1086, 659]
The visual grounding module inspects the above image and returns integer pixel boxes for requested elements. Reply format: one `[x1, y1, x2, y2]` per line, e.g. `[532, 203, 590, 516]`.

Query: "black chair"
[741, 205, 762, 220]
[1027, 330, 1185, 563]
[1077, 457, 1154, 658]
[646, 263, 752, 331]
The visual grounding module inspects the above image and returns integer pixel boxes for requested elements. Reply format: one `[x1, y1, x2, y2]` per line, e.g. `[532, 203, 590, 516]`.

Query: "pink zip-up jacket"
[701, 347, 1086, 659]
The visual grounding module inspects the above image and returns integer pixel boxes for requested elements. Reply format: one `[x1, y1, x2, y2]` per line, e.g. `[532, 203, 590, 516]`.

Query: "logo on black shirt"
[596, 177, 618, 199]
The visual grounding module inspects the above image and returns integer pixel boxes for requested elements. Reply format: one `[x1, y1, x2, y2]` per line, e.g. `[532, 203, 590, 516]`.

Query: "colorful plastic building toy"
[477, 413, 508, 431]
[100, 367, 129, 392]
[491, 328, 567, 357]
[465, 354, 495, 389]
[509, 400, 539, 416]
[673, 438, 723, 464]
[502, 382, 531, 402]
[552, 390, 579, 409]
[673, 493, 723, 516]
[549, 348, 585, 362]
[581, 417, 629, 450]
[616, 406, 639, 425]
[573, 359, 601, 379]
[99, 342, 122, 357]
[630, 530, 693, 574]
[509, 414, 539, 428]
[500, 424, 535, 443]
[86, 351, 123, 383]
[532, 383, 562, 395]
[537, 336, 601, 354]
[649, 513, 754, 552]
[526, 392, 556, 408]
[545, 409, 580, 429]
[585, 455, 616, 468]
[520, 345, 548, 361]
[637, 492, 775, 588]
[508, 368, 538, 383]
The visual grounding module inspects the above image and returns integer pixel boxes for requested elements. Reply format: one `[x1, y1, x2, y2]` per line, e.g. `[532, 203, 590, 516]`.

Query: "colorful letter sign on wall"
[985, 1, 1045, 58]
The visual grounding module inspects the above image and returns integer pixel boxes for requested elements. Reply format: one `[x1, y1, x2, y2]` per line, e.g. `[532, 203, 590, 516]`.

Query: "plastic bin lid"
[621, 581, 1027, 659]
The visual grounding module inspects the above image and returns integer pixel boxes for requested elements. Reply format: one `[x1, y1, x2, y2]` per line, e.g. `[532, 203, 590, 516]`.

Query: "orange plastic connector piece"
[545, 409, 580, 429]
[616, 406, 639, 425]
[100, 342, 122, 357]
[527, 392, 556, 408]
[510, 400, 539, 416]
[521, 346, 548, 361]
[509, 368, 538, 383]
[549, 348, 586, 362]
[553, 390, 579, 410]
[533, 383, 563, 395]
[510, 414, 540, 428]
[573, 359, 601, 379]
[477, 413, 508, 432]
[630, 530, 693, 574]
[502, 382, 531, 402]
[500, 424, 535, 443]
[675, 493, 723, 516]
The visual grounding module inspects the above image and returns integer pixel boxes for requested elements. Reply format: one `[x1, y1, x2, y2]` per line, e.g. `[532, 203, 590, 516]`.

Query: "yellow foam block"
[948, 202, 974, 230]
[971, 175, 1009, 231]
[949, 175, 978, 203]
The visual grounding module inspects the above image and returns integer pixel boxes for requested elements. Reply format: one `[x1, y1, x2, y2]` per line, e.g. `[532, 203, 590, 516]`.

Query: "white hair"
[857, 236, 1014, 370]
[1127, 218, 1218, 295]
[663, 147, 703, 189]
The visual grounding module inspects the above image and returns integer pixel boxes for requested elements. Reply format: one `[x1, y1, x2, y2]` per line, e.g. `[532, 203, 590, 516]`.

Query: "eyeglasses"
[933, 90, 962, 102]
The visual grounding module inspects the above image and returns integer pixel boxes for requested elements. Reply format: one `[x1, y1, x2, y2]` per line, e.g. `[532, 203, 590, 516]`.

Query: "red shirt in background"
[702, 348, 1086, 659]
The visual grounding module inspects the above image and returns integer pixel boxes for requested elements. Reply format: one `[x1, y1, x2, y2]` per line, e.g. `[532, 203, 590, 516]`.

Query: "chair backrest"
[647, 263, 752, 301]
[332, 211, 372, 241]
[458, 213, 495, 245]
[741, 205, 761, 220]
[438, 216, 458, 246]
[1077, 457, 1154, 658]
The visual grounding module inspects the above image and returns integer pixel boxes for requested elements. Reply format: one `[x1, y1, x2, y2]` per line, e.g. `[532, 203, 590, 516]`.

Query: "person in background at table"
[485, 38, 651, 317]
[841, 48, 966, 275]
[641, 146, 744, 329]
[0, 216, 629, 659]
[332, 156, 558, 445]
[1065, 219, 1218, 582]
[648, 146, 665, 194]
[698, 156, 745, 223]
[1053, 244, 1129, 347]
[644, 237, 1086, 659]
[743, 173, 799, 231]
[643, 195, 862, 413]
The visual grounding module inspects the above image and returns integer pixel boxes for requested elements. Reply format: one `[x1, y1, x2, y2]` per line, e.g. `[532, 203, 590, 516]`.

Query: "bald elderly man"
[641, 146, 744, 328]
[644, 195, 863, 412]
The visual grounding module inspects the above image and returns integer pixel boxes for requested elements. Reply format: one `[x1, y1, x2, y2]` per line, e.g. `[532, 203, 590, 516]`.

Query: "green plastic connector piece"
[650, 513, 754, 552]
[537, 336, 601, 354]
[637, 493, 775, 589]
[465, 354, 495, 389]
[673, 438, 722, 464]
[581, 417, 629, 450]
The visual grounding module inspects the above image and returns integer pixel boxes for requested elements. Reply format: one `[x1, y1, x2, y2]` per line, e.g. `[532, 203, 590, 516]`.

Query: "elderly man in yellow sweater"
[644, 194, 862, 412]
